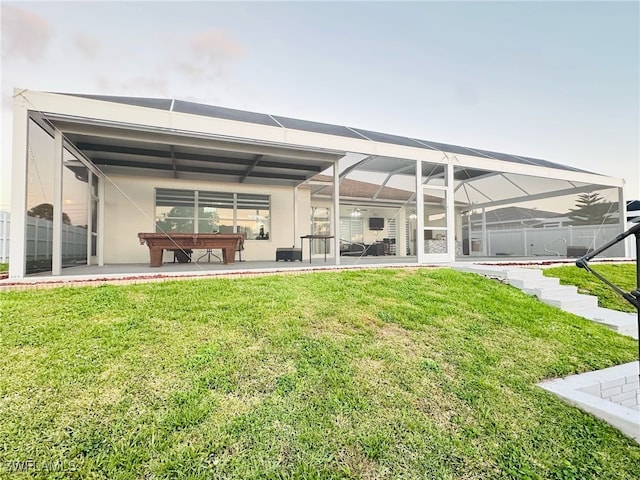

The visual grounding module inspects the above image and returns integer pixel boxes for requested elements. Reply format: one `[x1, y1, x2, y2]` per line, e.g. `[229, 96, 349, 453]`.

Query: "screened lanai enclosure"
[310, 155, 625, 262]
[8, 89, 627, 279]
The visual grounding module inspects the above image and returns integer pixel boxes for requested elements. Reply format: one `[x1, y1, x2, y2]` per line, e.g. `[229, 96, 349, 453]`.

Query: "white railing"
[543, 237, 567, 256]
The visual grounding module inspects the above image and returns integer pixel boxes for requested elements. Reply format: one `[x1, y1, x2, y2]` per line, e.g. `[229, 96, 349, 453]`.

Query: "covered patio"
[9, 89, 628, 280]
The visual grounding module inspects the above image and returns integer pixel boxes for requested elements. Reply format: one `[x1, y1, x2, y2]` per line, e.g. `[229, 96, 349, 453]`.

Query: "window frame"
[154, 188, 271, 240]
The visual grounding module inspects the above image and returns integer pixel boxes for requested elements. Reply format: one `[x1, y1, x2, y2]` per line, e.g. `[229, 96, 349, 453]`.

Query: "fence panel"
[0, 211, 9, 263]
[486, 224, 625, 257]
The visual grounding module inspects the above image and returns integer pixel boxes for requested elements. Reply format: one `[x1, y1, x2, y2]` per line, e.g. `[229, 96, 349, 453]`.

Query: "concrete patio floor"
[0, 254, 586, 291]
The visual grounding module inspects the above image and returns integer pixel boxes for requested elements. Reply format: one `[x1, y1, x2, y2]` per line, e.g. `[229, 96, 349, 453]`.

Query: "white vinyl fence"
[480, 224, 625, 258]
[0, 212, 88, 266]
[0, 211, 9, 263]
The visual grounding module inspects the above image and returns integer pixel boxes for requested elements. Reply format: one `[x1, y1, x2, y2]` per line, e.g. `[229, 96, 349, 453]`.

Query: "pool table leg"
[222, 247, 235, 264]
[150, 248, 163, 267]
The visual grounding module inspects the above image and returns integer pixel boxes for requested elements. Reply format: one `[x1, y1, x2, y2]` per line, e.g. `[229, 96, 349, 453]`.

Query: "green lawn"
[0, 263, 7, 273]
[543, 263, 637, 313]
[1, 268, 638, 479]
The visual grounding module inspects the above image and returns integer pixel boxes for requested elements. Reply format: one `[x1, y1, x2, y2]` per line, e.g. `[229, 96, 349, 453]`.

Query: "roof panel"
[59, 93, 172, 111]
[55, 92, 599, 177]
[512, 155, 591, 173]
[351, 128, 434, 149]
[272, 116, 366, 139]
[416, 140, 475, 157]
[172, 100, 280, 127]
[467, 148, 540, 166]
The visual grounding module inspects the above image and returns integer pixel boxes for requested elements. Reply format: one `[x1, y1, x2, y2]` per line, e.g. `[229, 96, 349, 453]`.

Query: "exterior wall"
[103, 175, 308, 264]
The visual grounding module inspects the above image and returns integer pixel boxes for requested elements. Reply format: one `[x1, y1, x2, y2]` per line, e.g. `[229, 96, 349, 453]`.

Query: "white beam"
[52, 129, 64, 275]
[372, 164, 414, 200]
[333, 161, 340, 266]
[466, 184, 604, 210]
[446, 163, 456, 260]
[47, 117, 344, 164]
[293, 186, 298, 246]
[501, 173, 530, 196]
[98, 175, 105, 266]
[481, 208, 487, 256]
[416, 159, 424, 263]
[619, 187, 628, 257]
[86, 172, 92, 264]
[9, 93, 29, 279]
[453, 171, 497, 193]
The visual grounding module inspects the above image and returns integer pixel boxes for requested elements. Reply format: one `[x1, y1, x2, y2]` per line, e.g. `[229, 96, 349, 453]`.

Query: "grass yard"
[1, 268, 639, 479]
[0, 263, 7, 273]
[543, 263, 637, 313]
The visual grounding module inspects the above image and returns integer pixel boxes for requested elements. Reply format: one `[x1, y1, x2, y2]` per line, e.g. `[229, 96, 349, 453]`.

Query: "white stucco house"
[8, 89, 628, 279]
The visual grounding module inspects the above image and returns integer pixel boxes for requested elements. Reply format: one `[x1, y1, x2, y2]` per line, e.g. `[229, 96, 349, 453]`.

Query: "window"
[155, 189, 195, 233]
[198, 191, 234, 233]
[311, 207, 331, 254]
[237, 194, 271, 240]
[340, 216, 363, 244]
[155, 189, 270, 239]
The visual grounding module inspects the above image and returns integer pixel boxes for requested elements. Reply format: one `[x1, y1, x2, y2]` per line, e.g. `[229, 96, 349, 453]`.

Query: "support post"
[52, 129, 64, 275]
[333, 161, 340, 266]
[618, 186, 628, 257]
[467, 210, 472, 256]
[293, 186, 298, 247]
[9, 95, 29, 279]
[446, 163, 455, 261]
[636, 230, 639, 379]
[397, 207, 407, 257]
[86, 172, 92, 265]
[98, 175, 105, 266]
[481, 208, 487, 256]
[416, 160, 424, 263]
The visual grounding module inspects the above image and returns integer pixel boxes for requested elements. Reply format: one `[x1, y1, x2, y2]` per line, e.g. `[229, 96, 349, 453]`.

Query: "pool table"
[138, 233, 244, 267]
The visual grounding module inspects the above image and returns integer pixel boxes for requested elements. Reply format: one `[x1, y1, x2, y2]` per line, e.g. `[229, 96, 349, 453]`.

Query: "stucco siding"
[103, 174, 310, 264]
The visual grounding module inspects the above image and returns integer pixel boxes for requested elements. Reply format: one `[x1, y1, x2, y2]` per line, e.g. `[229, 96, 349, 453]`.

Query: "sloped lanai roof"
[62, 93, 593, 175]
[17, 90, 622, 201]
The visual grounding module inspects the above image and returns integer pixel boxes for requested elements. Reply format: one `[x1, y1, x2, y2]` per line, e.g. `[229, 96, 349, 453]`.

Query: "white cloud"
[73, 32, 101, 59]
[1, 5, 53, 61]
[95, 75, 170, 98]
[189, 29, 245, 65]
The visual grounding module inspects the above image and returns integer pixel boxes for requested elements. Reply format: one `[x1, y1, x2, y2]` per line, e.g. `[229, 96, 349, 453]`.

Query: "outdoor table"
[300, 235, 334, 264]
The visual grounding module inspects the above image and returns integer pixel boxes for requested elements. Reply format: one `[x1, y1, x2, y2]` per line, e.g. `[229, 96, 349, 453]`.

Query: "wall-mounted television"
[369, 217, 384, 231]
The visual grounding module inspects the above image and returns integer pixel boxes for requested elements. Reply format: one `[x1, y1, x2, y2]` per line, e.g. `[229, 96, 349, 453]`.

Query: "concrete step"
[453, 264, 637, 339]
[453, 265, 544, 282]
[508, 277, 560, 290]
[504, 269, 544, 280]
[533, 285, 579, 299]
[453, 265, 510, 277]
[573, 307, 638, 339]
[543, 294, 599, 311]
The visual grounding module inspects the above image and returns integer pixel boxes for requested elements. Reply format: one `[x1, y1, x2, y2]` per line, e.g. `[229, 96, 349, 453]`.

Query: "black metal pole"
[576, 221, 640, 266]
[575, 221, 640, 383]
[636, 231, 640, 382]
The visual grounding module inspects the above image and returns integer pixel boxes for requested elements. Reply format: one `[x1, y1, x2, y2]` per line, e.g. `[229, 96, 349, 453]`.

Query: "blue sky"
[1, 1, 639, 210]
